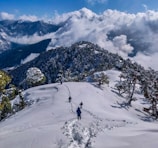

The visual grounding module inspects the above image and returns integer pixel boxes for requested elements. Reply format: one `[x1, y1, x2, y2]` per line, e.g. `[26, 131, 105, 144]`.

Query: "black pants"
[77, 115, 81, 120]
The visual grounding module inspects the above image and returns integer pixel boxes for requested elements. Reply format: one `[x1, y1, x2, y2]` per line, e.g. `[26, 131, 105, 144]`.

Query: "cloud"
[19, 15, 38, 22]
[86, 0, 107, 5]
[0, 12, 14, 20]
[142, 4, 148, 11]
[49, 8, 158, 69]
[113, 35, 133, 56]
[133, 52, 158, 70]
[21, 53, 40, 64]
[9, 33, 55, 45]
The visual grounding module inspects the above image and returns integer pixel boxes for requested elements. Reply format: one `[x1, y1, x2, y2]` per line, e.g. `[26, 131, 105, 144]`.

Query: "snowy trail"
[62, 105, 137, 148]
[61, 83, 139, 148]
[63, 119, 91, 148]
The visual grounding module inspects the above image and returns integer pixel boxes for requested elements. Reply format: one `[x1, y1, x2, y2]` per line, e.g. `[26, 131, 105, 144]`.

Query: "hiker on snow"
[80, 101, 83, 108]
[68, 96, 72, 103]
[76, 107, 81, 120]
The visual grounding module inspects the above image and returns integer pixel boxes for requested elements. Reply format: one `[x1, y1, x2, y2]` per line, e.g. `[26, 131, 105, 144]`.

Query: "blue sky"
[0, 0, 158, 19]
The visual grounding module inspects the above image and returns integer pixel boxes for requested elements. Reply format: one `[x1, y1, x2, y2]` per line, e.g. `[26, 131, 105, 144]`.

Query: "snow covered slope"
[0, 70, 158, 148]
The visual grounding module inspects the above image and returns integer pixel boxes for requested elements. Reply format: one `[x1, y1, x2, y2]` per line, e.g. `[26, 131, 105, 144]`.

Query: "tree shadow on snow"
[111, 101, 130, 111]
[111, 89, 124, 98]
[136, 113, 155, 122]
[134, 108, 155, 122]
[90, 83, 104, 90]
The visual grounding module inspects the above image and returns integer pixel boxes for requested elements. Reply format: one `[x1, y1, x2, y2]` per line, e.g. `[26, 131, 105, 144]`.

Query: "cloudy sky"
[0, 0, 158, 20]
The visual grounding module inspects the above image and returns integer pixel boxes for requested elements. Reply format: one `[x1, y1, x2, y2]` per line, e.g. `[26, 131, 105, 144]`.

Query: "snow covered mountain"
[0, 71, 158, 148]
[1, 8, 158, 69]
[9, 41, 128, 87]
[0, 20, 61, 52]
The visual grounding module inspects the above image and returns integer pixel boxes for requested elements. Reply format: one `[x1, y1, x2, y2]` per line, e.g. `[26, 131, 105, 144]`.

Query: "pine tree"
[0, 70, 11, 92]
[0, 94, 12, 120]
[115, 67, 139, 105]
[19, 91, 26, 110]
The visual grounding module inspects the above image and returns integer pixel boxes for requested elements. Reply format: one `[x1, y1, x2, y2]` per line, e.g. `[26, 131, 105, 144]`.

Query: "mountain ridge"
[0, 38, 51, 69]
[0, 20, 62, 52]
[9, 41, 142, 88]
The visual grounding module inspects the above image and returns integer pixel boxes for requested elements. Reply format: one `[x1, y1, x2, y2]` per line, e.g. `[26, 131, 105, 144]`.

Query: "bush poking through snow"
[26, 67, 46, 87]
[90, 72, 109, 86]
[0, 70, 11, 92]
[0, 94, 11, 120]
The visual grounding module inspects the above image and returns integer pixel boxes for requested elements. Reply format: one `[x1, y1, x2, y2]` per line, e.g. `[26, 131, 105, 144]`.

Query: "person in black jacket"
[68, 96, 72, 103]
[76, 107, 81, 120]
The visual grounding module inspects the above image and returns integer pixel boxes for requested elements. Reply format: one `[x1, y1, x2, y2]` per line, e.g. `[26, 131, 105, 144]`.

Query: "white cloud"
[9, 33, 55, 45]
[133, 52, 158, 70]
[0, 12, 14, 20]
[49, 8, 158, 69]
[86, 0, 107, 5]
[142, 4, 148, 11]
[19, 15, 38, 22]
[113, 35, 133, 56]
[21, 53, 40, 64]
